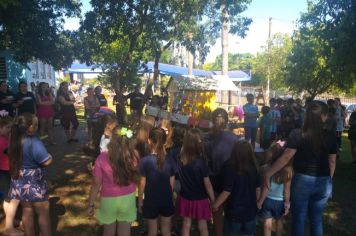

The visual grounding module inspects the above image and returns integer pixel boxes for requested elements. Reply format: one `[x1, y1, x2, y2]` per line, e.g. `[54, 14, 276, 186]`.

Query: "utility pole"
[267, 17, 272, 102]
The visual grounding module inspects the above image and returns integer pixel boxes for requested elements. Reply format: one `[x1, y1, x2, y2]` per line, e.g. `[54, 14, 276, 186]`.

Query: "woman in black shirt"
[264, 101, 337, 236]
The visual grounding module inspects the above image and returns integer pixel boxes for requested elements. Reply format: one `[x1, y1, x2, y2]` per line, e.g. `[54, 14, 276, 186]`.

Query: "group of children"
[88, 106, 293, 236]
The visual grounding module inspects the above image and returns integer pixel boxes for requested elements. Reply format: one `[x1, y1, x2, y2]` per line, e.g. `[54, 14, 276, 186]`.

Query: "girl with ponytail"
[9, 113, 52, 236]
[138, 127, 175, 236]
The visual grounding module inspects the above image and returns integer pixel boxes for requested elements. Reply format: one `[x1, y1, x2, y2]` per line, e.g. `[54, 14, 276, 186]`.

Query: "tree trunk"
[221, 3, 229, 76]
[188, 51, 194, 75]
[187, 32, 194, 76]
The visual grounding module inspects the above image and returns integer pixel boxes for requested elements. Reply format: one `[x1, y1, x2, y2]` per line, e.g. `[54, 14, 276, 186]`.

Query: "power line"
[245, 16, 296, 23]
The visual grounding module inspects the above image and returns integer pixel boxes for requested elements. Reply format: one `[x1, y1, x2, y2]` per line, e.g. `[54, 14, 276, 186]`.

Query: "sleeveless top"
[267, 181, 284, 201]
[84, 96, 98, 118]
[59, 93, 75, 114]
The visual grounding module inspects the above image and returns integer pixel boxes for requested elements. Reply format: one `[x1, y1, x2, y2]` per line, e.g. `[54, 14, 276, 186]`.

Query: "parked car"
[345, 104, 356, 127]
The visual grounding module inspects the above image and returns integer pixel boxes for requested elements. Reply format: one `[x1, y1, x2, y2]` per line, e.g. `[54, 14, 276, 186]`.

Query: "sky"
[64, 0, 308, 62]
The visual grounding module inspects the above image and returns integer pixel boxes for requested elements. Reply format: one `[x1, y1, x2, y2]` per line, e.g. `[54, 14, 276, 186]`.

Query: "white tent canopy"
[167, 75, 239, 93]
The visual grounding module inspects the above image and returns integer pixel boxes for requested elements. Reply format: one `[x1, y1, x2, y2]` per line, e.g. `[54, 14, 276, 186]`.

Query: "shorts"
[61, 111, 79, 130]
[244, 127, 257, 143]
[176, 195, 212, 220]
[0, 170, 10, 200]
[9, 168, 48, 202]
[142, 201, 175, 219]
[224, 217, 256, 236]
[96, 192, 136, 224]
[260, 198, 284, 220]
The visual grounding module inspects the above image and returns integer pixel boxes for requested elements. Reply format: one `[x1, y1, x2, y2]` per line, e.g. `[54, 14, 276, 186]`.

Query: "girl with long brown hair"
[138, 127, 175, 236]
[212, 140, 261, 236]
[88, 127, 139, 236]
[176, 128, 215, 236]
[264, 101, 337, 236]
[8, 113, 52, 236]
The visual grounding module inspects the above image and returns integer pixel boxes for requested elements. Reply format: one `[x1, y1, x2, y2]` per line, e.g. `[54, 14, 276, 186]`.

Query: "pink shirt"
[0, 136, 9, 171]
[93, 152, 136, 197]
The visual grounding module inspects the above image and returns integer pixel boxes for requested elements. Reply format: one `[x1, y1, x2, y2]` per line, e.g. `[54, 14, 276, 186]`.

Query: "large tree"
[298, 0, 356, 90]
[205, 0, 252, 75]
[252, 33, 292, 90]
[0, 0, 81, 68]
[285, 30, 335, 99]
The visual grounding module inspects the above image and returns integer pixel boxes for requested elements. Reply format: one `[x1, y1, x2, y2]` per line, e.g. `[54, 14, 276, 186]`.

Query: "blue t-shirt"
[243, 103, 259, 127]
[204, 131, 239, 175]
[259, 115, 271, 141]
[177, 158, 210, 200]
[139, 154, 175, 206]
[204, 131, 239, 193]
[22, 136, 49, 169]
[269, 108, 281, 133]
[222, 166, 261, 222]
[166, 145, 181, 175]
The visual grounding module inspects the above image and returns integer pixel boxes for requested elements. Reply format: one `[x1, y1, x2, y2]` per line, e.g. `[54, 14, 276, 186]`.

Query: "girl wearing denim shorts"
[88, 127, 138, 236]
[258, 142, 293, 236]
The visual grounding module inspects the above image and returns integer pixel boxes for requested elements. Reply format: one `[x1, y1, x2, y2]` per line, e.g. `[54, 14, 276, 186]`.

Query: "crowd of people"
[85, 92, 355, 236]
[0, 79, 355, 236]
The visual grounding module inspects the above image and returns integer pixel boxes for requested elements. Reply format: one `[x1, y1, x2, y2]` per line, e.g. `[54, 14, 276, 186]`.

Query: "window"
[31, 62, 38, 79]
[0, 57, 6, 81]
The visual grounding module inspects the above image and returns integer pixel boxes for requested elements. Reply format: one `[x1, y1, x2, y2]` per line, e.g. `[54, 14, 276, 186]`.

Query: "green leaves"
[0, 0, 81, 69]
[285, 0, 356, 98]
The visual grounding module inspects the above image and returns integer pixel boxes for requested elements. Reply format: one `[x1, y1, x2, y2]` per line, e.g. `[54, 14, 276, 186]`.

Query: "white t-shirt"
[100, 135, 110, 153]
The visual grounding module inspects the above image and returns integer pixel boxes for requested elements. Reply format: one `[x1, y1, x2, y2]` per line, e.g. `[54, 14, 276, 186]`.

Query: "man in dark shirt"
[15, 81, 36, 115]
[0, 81, 15, 117]
[126, 85, 144, 116]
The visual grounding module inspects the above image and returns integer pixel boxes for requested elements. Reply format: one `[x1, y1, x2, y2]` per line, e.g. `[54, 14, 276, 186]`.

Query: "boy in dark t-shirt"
[15, 81, 36, 115]
[0, 81, 15, 116]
